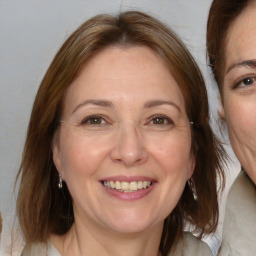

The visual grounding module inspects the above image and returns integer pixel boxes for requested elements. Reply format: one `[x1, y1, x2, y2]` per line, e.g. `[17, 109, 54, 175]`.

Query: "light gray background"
[0, 0, 239, 247]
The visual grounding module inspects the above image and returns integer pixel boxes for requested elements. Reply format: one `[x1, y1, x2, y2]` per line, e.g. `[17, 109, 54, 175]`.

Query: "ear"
[188, 138, 198, 179]
[52, 131, 64, 178]
[188, 153, 196, 179]
[217, 94, 225, 120]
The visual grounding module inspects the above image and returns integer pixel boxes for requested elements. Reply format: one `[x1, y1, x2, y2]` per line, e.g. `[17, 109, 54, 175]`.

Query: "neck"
[51, 215, 163, 256]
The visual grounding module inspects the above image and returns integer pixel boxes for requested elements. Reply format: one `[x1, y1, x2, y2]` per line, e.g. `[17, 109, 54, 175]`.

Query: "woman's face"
[220, 2, 256, 183]
[53, 46, 195, 235]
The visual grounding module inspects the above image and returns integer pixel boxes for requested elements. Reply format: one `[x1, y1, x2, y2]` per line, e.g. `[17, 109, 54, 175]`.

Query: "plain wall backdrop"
[0, 0, 240, 251]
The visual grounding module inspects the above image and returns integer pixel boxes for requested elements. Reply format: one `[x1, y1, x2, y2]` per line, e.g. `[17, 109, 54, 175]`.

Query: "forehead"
[63, 45, 185, 113]
[225, 2, 256, 70]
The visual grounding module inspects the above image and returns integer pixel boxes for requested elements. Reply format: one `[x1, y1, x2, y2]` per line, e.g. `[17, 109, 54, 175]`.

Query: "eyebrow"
[72, 99, 181, 114]
[72, 99, 113, 114]
[144, 100, 181, 112]
[226, 59, 256, 74]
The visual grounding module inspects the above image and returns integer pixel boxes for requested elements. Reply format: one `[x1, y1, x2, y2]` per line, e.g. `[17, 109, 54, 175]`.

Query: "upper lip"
[100, 176, 157, 182]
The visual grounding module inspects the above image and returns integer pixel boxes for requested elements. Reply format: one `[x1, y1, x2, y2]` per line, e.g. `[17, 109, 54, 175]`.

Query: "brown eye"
[89, 118, 102, 124]
[149, 115, 174, 126]
[81, 115, 106, 125]
[152, 117, 166, 124]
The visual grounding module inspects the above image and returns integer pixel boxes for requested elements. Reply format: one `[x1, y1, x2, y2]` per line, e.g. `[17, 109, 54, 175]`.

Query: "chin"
[106, 221, 155, 234]
[101, 210, 162, 235]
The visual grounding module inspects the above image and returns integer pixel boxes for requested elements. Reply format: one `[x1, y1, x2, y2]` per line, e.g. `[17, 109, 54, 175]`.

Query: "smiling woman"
[1, 11, 226, 256]
[52, 45, 194, 238]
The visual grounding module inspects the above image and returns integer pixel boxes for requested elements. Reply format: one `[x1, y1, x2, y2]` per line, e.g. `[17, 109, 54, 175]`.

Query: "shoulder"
[223, 170, 256, 222]
[21, 241, 60, 256]
[0, 213, 25, 256]
[219, 171, 256, 255]
[227, 171, 256, 202]
[171, 232, 213, 256]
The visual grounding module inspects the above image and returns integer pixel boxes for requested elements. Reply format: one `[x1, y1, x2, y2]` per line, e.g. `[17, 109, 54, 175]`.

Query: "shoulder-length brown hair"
[206, 0, 249, 91]
[17, 11, 226, 256]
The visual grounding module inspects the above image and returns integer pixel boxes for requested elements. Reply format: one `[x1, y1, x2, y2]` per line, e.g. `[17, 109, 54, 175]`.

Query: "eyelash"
[80, 114, 174, 127]
[233, 75, 256, 89]
[81, 115, 108, 126]
[146, 114, 174, 126]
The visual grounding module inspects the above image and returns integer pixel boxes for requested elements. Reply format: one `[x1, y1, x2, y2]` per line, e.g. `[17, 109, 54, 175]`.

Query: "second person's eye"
[234, 76, 256, 89]
[241, 77, 255, 87]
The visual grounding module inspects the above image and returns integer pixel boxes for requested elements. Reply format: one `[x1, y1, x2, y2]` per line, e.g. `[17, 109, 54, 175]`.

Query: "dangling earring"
[188, 178, 198, 201]
[58, 174, 63, 189]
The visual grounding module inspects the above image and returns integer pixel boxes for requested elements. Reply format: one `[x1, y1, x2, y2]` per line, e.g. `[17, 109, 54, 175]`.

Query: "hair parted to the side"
[16, 11, 226, 255]
[206, 0, 249, 91]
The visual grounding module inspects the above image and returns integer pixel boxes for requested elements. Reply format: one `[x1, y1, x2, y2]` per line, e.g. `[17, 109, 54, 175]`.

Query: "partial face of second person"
[219, 1, 256, 184]
[53, 45, 194, 235]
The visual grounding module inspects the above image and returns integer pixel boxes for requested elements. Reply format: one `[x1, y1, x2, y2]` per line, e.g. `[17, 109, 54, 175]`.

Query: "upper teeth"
[103, 181, 152, 191]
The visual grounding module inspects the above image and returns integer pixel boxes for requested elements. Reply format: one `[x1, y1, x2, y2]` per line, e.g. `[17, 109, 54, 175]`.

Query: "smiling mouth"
[102, 180, 153, 192]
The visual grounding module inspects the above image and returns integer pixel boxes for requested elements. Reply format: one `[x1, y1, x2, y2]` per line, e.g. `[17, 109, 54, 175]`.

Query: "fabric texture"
[0, 214, 25, 256]
[218, 171, 256, 256]
[21, 241, 60, 256]
[20, 232, 212, 256]
[0, 220, 212, 256]
[170, 232, 213, 255]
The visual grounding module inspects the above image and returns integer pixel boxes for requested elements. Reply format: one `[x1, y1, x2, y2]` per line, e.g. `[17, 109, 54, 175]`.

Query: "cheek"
[149, 133, 193, 173]
[224, 99, 256, 136]
[59, 132, 107, 178]
[154, 138, 193, 212]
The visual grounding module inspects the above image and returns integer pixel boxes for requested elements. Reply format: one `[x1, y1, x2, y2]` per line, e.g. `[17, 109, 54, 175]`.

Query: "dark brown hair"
[16, 11, 226, 255]
[207, 0, 249, 91]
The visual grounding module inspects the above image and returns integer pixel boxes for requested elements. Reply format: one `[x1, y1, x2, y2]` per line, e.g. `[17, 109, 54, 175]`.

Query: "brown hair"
[16, 11, 226, 255]
[0, 211, 2, 235]
[207, 0, 249, 91]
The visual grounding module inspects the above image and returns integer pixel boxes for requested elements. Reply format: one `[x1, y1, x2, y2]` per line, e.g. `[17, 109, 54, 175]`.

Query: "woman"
[207, 1, 256, 255]
[1, 11, 225, 256]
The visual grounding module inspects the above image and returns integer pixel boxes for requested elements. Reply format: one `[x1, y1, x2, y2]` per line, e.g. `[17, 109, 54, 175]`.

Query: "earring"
[188, 178, 198, 201]
[58, 174, 63, 189]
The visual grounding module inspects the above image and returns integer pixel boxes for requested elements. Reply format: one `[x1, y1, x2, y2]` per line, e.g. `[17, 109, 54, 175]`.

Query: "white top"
[20, 233, 212, 256]
[0, 215, 25, 256]
[0, 216, 212, 256]
[21, 241, 60, 256]
[218, 171, 256, 256]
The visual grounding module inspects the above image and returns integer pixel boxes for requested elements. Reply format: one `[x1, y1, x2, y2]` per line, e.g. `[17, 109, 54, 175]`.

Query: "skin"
[52, 46, 195, 256]
[218, 1, 256, 184]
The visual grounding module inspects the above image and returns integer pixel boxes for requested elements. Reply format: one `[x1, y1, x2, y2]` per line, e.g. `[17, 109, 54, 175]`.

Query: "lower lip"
[102, 184, 154, 201]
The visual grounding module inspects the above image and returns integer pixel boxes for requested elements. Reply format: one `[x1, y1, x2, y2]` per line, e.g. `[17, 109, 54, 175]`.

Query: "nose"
[110, 124, 148, 167]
